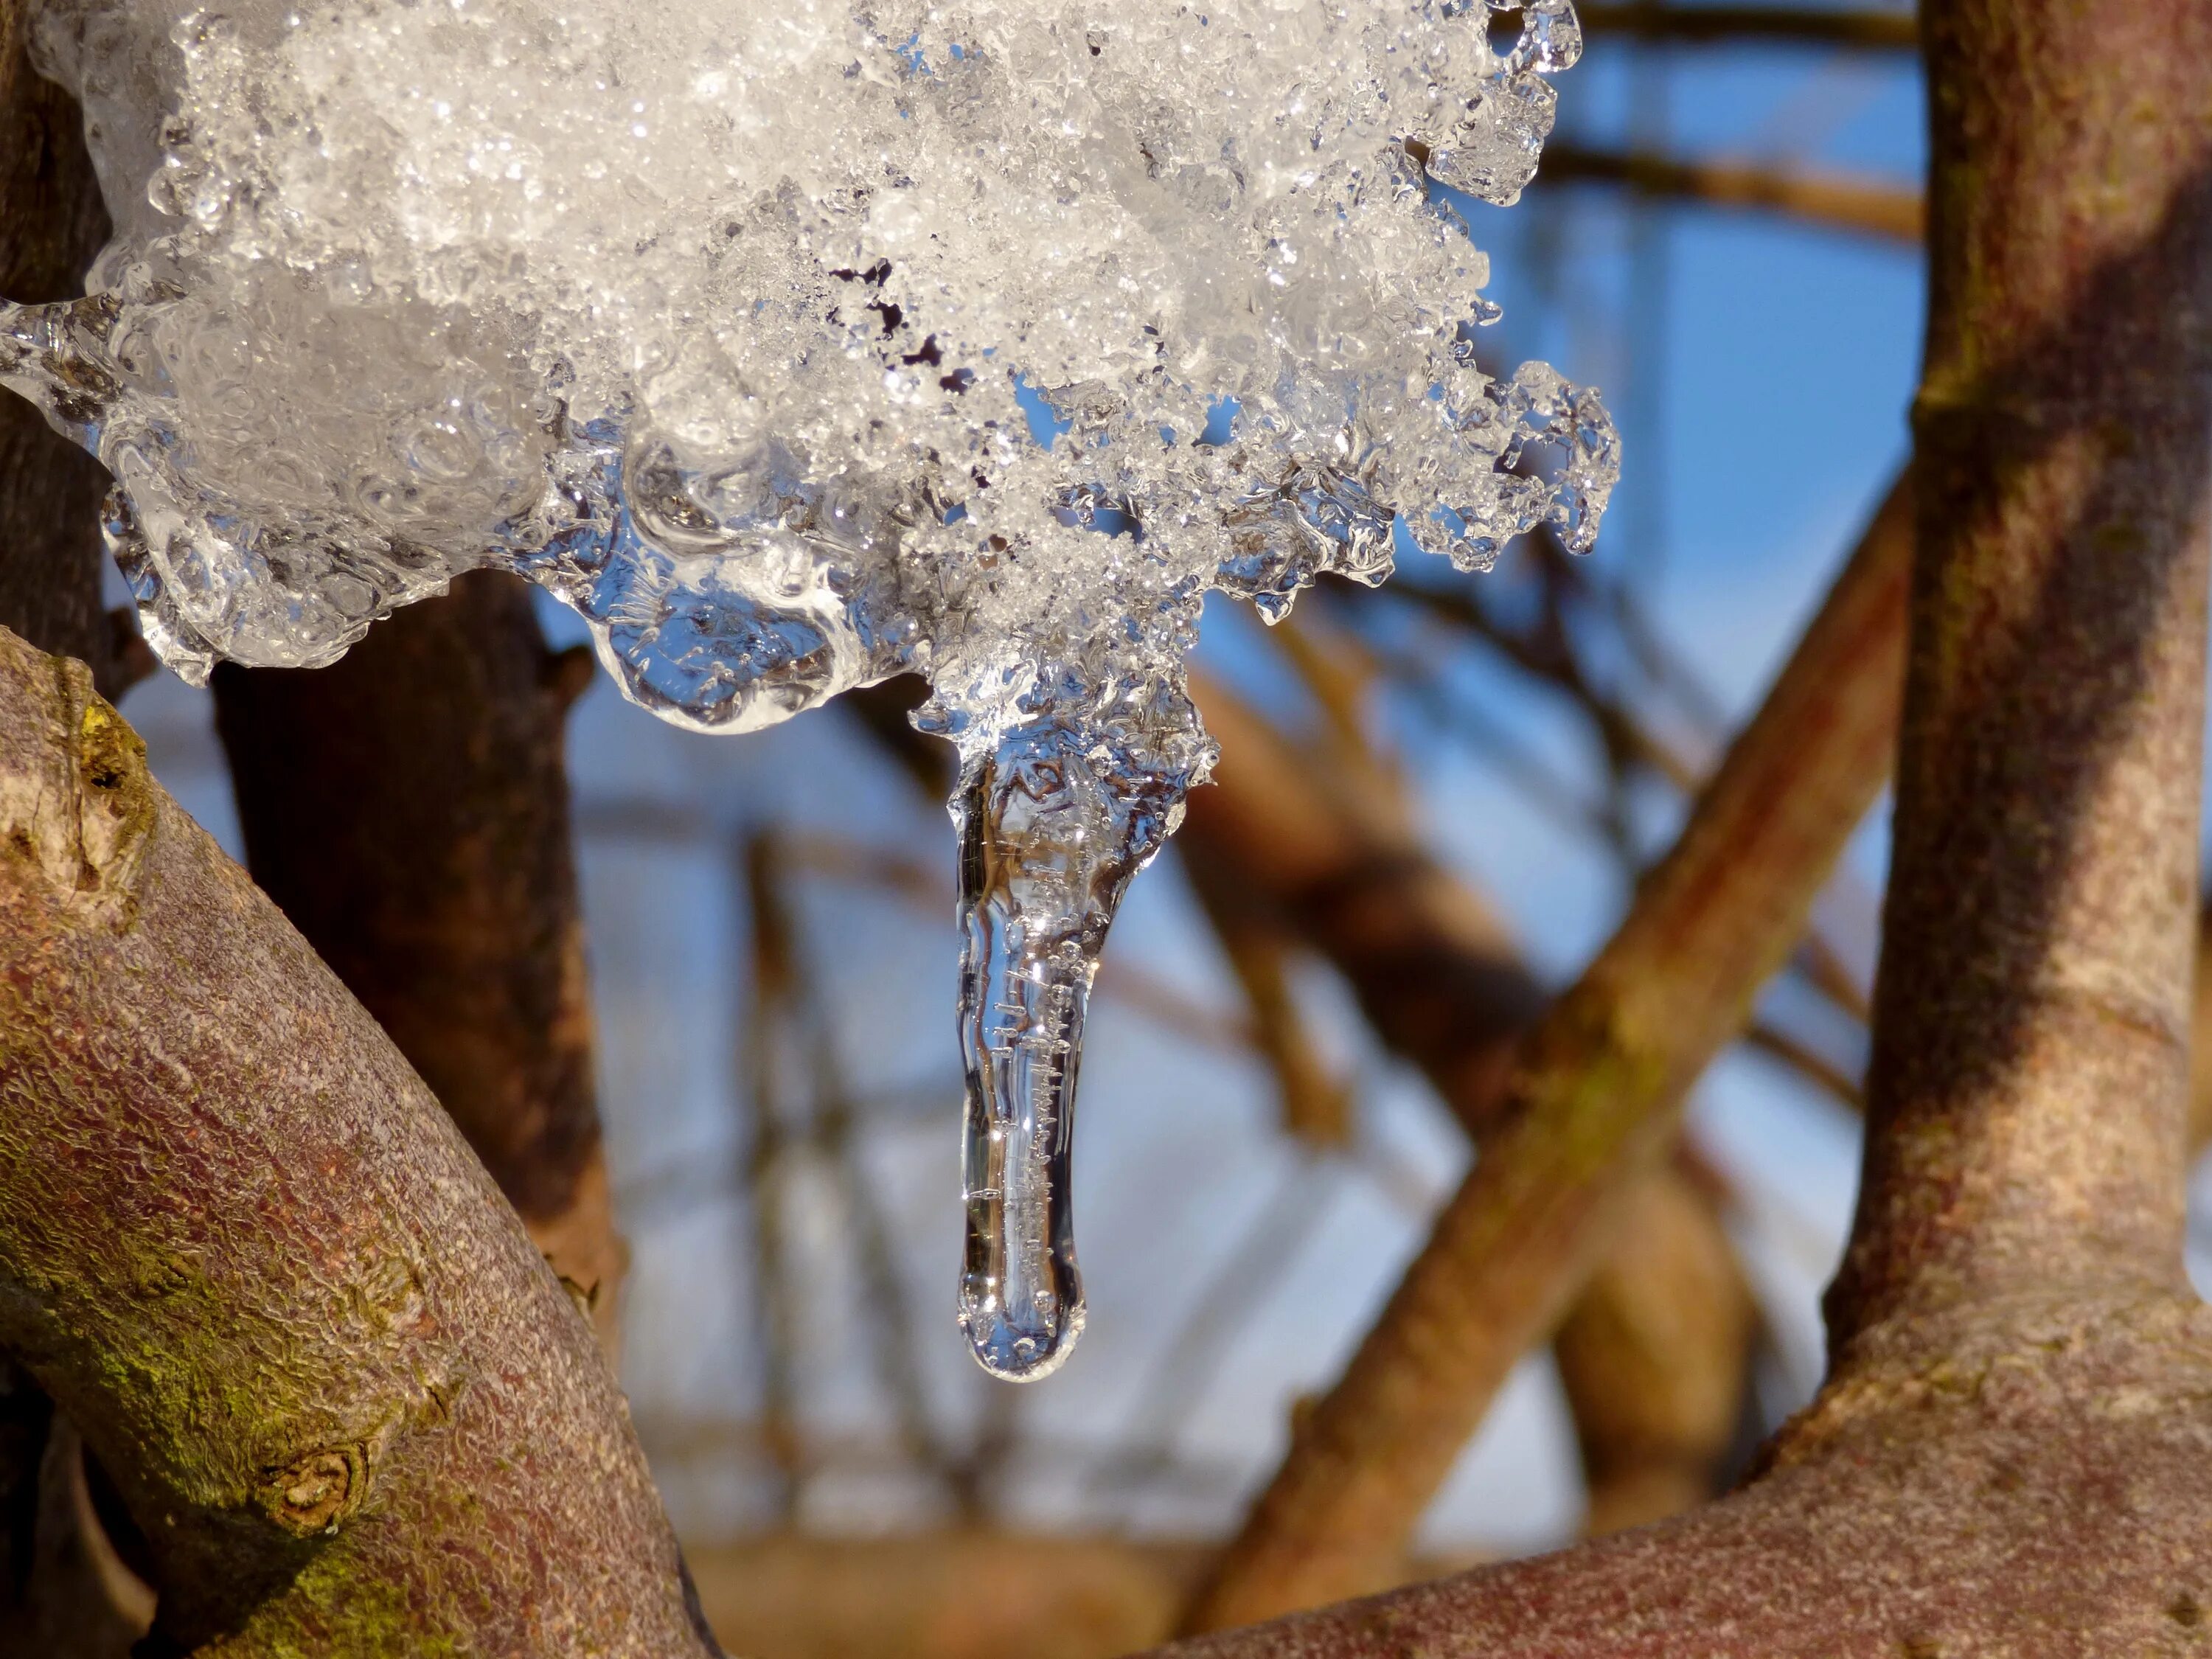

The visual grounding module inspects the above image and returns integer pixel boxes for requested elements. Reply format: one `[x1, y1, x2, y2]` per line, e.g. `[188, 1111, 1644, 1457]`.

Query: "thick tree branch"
[1541, 143, 1925, 244]
[1177, 471, 1913, 1632]
[211, 575, 625, 1352]
[0, 625, 717, 1655]
[1823, 0, 2212, 1350]
[1, 23, 156, 1645]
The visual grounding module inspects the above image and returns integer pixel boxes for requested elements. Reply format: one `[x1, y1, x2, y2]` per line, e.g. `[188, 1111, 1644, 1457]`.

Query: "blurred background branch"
[1576, 5, 1917, 50]
[1540, 144, 1924, 243]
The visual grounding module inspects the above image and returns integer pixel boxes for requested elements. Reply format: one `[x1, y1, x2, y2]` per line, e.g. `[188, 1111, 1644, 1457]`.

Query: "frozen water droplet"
[950, 703, 1193, 1381]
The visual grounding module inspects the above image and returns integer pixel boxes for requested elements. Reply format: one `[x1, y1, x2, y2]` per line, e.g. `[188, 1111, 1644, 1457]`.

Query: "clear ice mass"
[1, 0, 1617, 1380]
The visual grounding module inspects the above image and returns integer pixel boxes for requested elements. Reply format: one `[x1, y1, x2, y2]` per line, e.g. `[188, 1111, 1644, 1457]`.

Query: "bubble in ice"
[2, 0, 1618, 1381]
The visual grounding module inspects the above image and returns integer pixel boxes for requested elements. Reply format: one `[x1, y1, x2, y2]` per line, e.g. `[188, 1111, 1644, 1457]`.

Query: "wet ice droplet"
[949, 700, 1197, 1380]
[953, 728, 1106, 1379]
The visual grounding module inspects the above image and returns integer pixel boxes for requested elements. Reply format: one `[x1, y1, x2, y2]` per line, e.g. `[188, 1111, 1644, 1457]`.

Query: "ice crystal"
[3, 0, 1616, 1380]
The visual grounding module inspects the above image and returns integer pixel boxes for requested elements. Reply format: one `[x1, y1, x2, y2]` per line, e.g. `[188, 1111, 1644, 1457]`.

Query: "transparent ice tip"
[952, 712, 1177, 1381]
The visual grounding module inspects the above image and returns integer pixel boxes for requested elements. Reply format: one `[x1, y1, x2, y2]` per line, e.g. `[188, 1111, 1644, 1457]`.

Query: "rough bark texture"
[1165, 1290, 2212, 1658]
[0, 21, 156, 1646]
[211, 574, 625, 1350]
[1824, 0, 2211, 1348]
[1150, 1, 2212, 1652]
[0, 625, 717, 1655]
[1179, 469, 1913, 1633]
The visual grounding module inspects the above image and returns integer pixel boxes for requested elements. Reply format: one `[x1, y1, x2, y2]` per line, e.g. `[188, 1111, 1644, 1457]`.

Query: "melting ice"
[2, 0, 1616, 1380]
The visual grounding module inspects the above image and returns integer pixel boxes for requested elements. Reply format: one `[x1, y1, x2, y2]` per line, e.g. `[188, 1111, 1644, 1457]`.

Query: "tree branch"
[860, 622, 1762, 1551]
[1177, 470, 1912, 1632]
[1181, 649, 1762, 1537]
[1551, 1172, 1758, 1539]
[210, 575, 627, 1353]
[0, 625, 717, 1654]
[2188, 899, 2212, 1152]
[1823, 0, 2212, 1349]
[1541, 142, 1925, 244]
[1576, 4, 1919, 51]
[1, 24, 156, 1644]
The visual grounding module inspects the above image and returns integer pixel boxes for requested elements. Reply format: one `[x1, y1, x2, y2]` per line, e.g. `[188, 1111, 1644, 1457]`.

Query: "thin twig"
[1094, 1156, 1337, 1503]
[1744, 1019, 1865, 1112]
[774, 834, 972, 1512]
[739, 835, 807, 1522]
[1541, 142, 1925, 243]
[1576, 4, 1919, 51]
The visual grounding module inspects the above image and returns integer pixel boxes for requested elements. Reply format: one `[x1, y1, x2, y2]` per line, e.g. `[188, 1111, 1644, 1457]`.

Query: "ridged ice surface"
[4, 0, 1615, 1380]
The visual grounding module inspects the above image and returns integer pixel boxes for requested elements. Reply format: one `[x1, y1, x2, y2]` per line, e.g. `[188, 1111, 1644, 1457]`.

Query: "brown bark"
[1150, 1, 2212, 1652]
[2189, 899, 2212, 1151]
[1200, 905, 1352, 1148]
[0, 625, 717, 1655]
[1177, 468, 1912, 1633]
[210, 575, 625, 1350]
[1158, 1298, 2212, 1656]
[1542, 143, 1925, 245]
[1824, 0, 2211, 1348]
[689, 1529, 1209, 1659]
[0, 24, 156, 1644]
[682, 1530, 1489, 1659]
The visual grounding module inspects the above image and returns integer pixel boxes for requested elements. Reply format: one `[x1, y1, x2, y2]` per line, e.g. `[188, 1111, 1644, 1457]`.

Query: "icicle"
[950, 709, 1188, 1380]
[953, 761, 1090, 1380]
